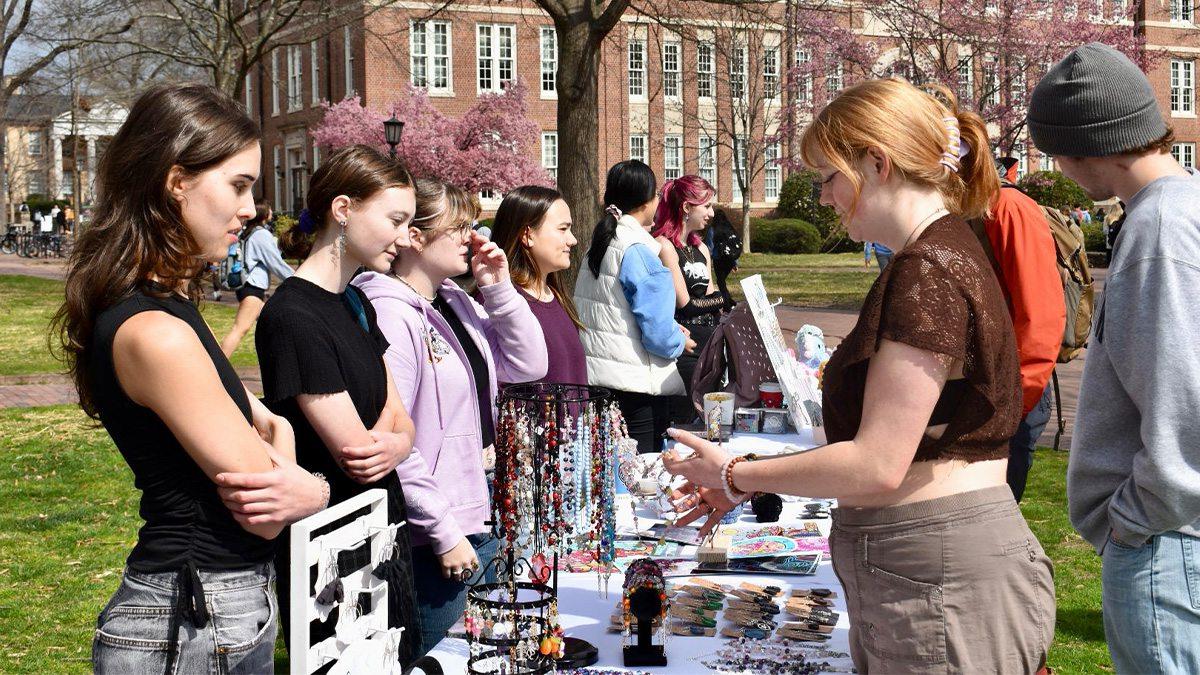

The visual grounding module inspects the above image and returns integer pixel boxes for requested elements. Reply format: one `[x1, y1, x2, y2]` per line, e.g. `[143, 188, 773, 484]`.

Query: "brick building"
[249, 1, 1200, 217]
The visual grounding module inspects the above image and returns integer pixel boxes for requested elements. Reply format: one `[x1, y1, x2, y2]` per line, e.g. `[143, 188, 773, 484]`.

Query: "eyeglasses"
[810, 170, 839, 199]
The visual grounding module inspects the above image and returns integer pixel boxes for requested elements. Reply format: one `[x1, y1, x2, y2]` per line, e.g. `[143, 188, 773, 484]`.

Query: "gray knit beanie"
[1027, 43, 1167, 157]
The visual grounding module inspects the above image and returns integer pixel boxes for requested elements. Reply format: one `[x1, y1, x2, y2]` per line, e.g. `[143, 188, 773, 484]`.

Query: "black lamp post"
[384, 114, 405, 159]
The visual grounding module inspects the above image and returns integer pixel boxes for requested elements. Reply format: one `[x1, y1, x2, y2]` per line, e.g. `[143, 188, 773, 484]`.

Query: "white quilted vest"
[573, 215, 684, 396]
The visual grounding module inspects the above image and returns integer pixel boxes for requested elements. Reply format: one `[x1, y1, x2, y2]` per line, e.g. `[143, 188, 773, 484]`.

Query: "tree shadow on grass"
[1057, 607, 1107, 643]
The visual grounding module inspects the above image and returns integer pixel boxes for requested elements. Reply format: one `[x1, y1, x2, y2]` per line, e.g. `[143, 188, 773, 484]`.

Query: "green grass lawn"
[0, 403, 1110, 673]
[0, 275, 259, 376]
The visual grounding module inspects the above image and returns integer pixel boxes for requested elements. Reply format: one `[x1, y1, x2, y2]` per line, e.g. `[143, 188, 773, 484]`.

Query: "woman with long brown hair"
[255, 144, 423, 663]
[664, 79, 1055, 672]
[487, 184, 587, 385]
[54, 83, 327, 674]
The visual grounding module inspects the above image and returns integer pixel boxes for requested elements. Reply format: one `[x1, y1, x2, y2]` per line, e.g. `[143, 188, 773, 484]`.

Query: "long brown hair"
[278, 145, 414, 259]
[53, 83, 260, 419]
[800, 79, 999, 220]
[490, 185, 583, 329]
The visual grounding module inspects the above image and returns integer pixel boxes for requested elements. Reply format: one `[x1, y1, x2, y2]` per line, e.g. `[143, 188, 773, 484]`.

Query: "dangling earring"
[334, 219, 347, 261]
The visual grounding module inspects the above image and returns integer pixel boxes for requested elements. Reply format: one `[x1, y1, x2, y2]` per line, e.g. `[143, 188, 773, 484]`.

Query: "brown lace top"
[821, 215, 1022, 462]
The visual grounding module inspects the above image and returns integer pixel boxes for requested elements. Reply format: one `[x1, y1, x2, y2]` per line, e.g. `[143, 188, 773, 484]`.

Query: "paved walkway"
[0, 254, 1100, 450]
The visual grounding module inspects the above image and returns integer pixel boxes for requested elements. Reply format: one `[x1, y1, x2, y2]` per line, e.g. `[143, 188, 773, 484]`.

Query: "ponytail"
[954, 110, 1000, 220]
[586, 213, 620, 277]
[586, 160, 658, 277]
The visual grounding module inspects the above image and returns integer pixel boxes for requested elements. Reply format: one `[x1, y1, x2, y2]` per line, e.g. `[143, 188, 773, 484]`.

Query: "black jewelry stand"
[623, 587, 668, 667]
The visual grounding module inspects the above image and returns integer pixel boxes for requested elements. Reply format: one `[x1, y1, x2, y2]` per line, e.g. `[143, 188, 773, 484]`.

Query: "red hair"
[652, 175, 715, 248]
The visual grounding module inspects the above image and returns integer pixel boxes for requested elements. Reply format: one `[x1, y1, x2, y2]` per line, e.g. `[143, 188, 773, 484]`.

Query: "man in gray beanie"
[1029, 42, 1200, 673]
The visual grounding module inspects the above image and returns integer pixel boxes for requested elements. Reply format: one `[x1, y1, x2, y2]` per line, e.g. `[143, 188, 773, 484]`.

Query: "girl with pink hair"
[652, 174, 726, 420]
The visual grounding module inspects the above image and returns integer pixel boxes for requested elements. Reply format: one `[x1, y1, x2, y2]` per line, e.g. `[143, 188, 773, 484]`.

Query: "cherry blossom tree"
[310, 80, 553, 194]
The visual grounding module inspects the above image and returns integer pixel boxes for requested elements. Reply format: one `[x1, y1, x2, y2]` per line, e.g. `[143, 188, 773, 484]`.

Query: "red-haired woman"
[652, 175, 726, 418]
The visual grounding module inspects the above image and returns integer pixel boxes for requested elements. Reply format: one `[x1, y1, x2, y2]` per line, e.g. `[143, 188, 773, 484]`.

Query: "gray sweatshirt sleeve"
[249, 229, 294, 282]
[1104, 256, 1200, 546]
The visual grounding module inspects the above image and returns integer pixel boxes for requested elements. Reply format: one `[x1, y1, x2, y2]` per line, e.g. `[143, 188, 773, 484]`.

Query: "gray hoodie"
[1067, 172, 1200, 553]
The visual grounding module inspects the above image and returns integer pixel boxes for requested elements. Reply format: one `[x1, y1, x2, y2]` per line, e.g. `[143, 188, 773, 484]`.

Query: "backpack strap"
[342, 287, 371, 333]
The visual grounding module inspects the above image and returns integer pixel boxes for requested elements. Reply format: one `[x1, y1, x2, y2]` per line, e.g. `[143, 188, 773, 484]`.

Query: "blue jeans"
[412, 532, 499, 656]
[1102, 531, 1200, 673]
[1007, 382, 1053, 502]
[93, 564, 276, 675]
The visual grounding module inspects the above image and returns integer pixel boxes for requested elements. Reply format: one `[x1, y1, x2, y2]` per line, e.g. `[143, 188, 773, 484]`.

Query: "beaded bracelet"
[721, 455, 750, 504]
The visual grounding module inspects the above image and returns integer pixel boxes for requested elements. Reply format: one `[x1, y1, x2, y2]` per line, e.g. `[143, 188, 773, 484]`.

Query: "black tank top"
[89, 289, 275, 571]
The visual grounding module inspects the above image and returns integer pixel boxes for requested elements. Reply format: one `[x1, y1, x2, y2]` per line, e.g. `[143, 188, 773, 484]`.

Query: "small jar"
[734, 408, 761, 433]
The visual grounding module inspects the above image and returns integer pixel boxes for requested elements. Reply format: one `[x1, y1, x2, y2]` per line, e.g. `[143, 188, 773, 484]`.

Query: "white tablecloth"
[424, 431, 853, 674]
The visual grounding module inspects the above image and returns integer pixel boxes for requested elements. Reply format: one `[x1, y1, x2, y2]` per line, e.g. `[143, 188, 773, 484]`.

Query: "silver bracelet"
[312, 471, 331, 510]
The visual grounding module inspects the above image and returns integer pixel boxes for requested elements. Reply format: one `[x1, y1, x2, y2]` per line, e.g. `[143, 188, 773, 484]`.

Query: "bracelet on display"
[720, 624, 774, 640]
[312, 471, 330, 509]
[670, 620, 716, 637]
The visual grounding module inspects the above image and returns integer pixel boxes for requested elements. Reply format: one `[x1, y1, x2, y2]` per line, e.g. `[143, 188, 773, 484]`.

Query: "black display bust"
[622, 586, 667, 667]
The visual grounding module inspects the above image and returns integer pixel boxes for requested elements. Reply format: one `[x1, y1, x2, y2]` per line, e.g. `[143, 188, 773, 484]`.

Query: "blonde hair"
[800, 79, 999, 220]
[411, 178, 481, 233]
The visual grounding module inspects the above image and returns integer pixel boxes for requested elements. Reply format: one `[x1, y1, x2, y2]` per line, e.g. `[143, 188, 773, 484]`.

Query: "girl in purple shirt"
[489, 185, 588, 385]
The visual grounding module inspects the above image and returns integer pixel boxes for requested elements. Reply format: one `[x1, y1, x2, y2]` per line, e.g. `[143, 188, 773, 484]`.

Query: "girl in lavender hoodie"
[353, 179, 547, 653]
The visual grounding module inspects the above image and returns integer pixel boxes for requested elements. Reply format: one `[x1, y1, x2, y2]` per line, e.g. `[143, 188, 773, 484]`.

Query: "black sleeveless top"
[89, 289, 275, 571]
[675, 243, 723, 328]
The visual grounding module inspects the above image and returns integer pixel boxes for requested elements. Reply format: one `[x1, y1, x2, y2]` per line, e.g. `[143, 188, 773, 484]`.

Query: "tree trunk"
[741, 199, 752, 254]
[556, 19, 604, 292]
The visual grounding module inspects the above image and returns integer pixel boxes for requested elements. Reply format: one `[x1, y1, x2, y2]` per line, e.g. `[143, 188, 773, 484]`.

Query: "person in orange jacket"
[984, 157, 1066, 501]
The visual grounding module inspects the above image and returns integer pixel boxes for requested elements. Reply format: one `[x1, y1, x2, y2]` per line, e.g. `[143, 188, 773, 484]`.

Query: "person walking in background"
[256, 145, 423, 664]
[219, 200, 294, 356]
[354, 178, 546, 653]
[653, 175, 725, 421]
[863, 241, 893, 270]
[488, 185, 588, 385]
[574, 160, 694, 453]
[54, 82, 327, 675]
[705, 209, 742, 310]
[975, 155, 1065, 502]
[1029, 42, 1200, 672]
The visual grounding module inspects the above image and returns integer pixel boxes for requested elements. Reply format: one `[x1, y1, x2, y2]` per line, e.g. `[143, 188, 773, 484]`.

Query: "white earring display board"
[289, 488, 405, 674]
[740, 274, 824, 434]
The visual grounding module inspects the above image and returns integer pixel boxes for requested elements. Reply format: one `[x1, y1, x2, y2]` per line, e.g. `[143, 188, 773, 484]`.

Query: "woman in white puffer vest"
[574, 160, 695, 453]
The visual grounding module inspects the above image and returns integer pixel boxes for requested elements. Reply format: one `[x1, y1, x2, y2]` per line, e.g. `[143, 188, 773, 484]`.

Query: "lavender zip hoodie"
[353, 272, 548, 553]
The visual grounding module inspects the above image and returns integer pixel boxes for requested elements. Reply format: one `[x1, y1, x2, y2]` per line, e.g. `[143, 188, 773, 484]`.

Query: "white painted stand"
[288, 488, 405, 674]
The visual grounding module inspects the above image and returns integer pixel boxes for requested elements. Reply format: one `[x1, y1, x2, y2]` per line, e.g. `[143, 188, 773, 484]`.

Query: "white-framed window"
[27, 172, 45, 195]
[731, 136, 748, 203]
[1171, 59, 1194, 114]
[699, 135, 717, 189]
[480, 188, 499, 202]
[287, 45, 303, 111]
[794, 48, 812, 104]
[245, 73, 253, 111]
[1017, 144, 1029, 177]
[540, 27, 557, 95]
[763, 47, 780, 99]
[312, 142, 321, 170]
[730, 45, 747, 100]
[629, 134, 647, 163]
[344, 25, 355, 97]
[1171, 0, 1194, 21]
[1040, 153, 1053, 171]
[825, 62, 843, 99]
[272, 145, 282, 212]
[982, 54, 1000, 106]
[542, 132, 558, 180]
[1172, 142, 1196, 168]
[664, 135, 682, 180]
[1090, 0, 1105, 20]
[411, 20, 452, 92]
[61, 170, 74, 196]
[1010, 58, 1027, 108]
[27, 129, 43, 156]
[628, 37, 646, 98]
[764, 143, 781, 201]
[477, 23, 515, 93]
[271, 49, 280, 114]
[957, 55, 974, 104]
[984, 0, 998, 11]
[663, 41, 680, 99]
[1065, 0, 1079, 17]
[698, 42, 714, 99]
[310, 40, 320, 105]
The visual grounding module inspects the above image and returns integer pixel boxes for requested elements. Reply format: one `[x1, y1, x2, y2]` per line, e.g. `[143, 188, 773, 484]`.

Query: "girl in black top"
[256, 145, 423, 664]
[652, 175, 725, 421]
[54, 84, 327, 675]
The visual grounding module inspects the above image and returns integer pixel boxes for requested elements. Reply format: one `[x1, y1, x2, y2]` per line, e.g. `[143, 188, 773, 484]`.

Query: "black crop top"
[89, 290, 275, 571]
